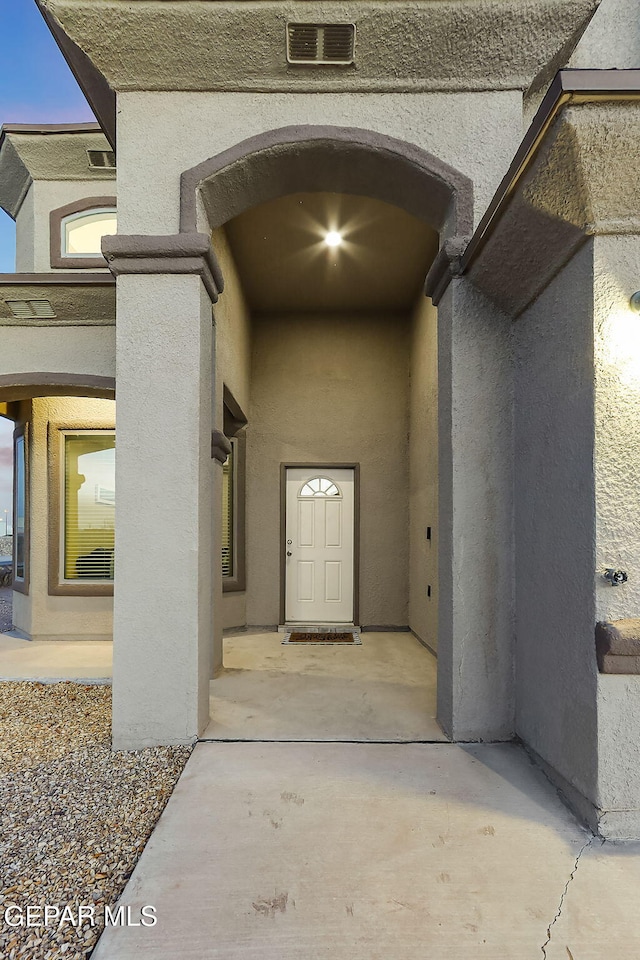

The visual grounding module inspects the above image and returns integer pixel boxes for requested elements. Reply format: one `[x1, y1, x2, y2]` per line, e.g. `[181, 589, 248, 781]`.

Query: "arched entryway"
[108, 126, 514, 748]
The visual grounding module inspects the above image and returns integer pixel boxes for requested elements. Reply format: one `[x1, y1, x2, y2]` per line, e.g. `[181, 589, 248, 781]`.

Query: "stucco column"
[437, 278, 515, 741]
[104, 233, 223, 749]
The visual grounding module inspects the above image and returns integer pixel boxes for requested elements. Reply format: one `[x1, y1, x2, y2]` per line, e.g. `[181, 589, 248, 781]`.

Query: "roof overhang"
[35, 2, 115, 148]
[426, 69, 640, 314]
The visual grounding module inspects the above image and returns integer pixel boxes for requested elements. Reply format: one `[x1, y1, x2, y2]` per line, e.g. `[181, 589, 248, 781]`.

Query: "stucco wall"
[16, 180, 116, 274]
[116, 90, 523, 236]
[569, 0, 640, 68]
[514, 242, 598, 805]
[246, 312, 410, 627]
[592, 234, 640, 835]
[0, 326, 115, 381]
[13, 395, 116, 640]
[593, 235, 640, 621]
[14, 184, 35, 272]
[212, 227, 252, 631]
[409, 296, 438, 651]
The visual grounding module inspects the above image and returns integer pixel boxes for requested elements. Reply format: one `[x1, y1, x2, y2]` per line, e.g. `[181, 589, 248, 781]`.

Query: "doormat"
[283, 631, 362, 645]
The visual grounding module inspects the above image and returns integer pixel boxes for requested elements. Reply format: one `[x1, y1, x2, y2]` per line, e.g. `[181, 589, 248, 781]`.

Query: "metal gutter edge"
[459, 69, 640, 275]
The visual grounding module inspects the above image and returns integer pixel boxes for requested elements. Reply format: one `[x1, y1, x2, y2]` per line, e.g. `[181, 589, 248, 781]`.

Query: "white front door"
[285, 467, 355, 623]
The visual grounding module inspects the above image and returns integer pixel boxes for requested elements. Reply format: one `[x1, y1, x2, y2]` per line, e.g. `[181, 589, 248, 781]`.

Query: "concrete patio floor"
[92, 740, 640, 960]
[205, 631, 443, 741]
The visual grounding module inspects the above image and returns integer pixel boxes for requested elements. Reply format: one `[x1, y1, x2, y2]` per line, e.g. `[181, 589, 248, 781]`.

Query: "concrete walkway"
[5, 631, 640, 956]
[92, 741, 640, 959]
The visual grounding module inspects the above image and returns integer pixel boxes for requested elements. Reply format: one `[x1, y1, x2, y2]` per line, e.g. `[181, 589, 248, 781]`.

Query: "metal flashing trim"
[34, 1, 116, 149]
[424, 69, 640, 303]
[101, 233, 224, 303]
[461, 69, 640, 274]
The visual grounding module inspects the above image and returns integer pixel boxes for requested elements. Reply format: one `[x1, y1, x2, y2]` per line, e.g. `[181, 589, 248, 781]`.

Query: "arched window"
[299, 477, 342, 498]
[62, 208, 117, 257]
[50, 196, 117, 268]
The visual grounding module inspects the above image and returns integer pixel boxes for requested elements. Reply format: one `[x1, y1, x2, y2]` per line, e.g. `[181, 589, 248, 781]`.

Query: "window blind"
[63, 433, 115, 581]
[222, 442, 234, 578]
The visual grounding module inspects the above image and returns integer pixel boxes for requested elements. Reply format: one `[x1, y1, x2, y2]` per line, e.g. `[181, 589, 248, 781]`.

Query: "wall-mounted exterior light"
[630, 292, 640, 313]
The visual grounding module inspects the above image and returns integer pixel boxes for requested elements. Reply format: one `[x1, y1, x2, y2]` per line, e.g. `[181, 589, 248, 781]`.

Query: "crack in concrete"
[540, 835, 597, 958]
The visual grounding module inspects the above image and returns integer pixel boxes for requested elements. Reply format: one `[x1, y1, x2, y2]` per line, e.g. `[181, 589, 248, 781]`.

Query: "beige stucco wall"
[246, 312, 410, 628]
[15, 179, 116, 274]
[409, 296, 438, 651]
[0, 326, 115, 381]
[592, 234, 640, 836]
[13, 395, 115, 640]
[14, 184, 35, 272]
[513, 242, 598, 808]
[116, 90, 523, 237]
[212, 227, 252, 631]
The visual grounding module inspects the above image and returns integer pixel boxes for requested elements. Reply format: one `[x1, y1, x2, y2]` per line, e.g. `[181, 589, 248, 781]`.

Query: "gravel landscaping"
[0, 682, 191, 959]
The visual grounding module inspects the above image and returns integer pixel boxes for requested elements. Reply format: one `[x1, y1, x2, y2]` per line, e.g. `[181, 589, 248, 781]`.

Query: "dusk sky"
[0, 0, 96, 525]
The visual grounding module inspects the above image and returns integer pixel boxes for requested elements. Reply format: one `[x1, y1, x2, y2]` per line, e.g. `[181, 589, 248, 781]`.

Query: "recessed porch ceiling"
[224, 192, 439, 314]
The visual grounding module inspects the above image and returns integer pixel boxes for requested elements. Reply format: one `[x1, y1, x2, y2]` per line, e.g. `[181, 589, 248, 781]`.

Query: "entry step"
[279, 623, 360, 633]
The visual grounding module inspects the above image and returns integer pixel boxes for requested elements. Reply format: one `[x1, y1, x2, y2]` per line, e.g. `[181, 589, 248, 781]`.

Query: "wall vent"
[87, 150, 116, 169]
[287, 23, 355, 65]
[7, 299, 57, 320]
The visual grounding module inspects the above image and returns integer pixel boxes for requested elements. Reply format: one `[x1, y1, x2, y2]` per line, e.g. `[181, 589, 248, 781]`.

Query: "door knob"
[286, 551, 292, 557]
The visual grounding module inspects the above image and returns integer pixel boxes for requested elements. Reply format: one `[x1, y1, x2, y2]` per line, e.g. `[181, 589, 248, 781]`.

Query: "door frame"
[280, 462, 360, 625]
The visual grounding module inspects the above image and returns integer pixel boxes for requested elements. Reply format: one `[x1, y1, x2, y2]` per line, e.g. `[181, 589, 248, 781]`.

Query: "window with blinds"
[63, 432, 115, 581]
[14, 434, 26, 580]
[222, 440, 235, 579]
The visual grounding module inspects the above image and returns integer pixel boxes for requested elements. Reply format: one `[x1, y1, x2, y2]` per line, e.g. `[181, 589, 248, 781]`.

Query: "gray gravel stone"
[0, 682, 191, 958]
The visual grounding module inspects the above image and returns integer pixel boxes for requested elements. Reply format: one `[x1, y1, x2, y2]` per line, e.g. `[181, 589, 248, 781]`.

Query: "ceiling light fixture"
[630, 292, 640, 313]
[324, 230, 343, 248]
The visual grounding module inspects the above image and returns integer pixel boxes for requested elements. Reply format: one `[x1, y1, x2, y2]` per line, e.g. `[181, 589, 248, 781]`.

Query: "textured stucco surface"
[597, 675, 640, 837]
[27, 179, 115, 274]
[1, 130, 113, 186]
[212, 228, 252, 632]
[569, 0, 640, 67]
[409, 296, 438, 651]
[14, 396, 115, 641]
[0, 280, 115, 327]
[0, 327, 115, 383]
[593, 235, 640, 622]
[42, 0, 598, 94]
[437, 280, 514, 741]
[514, 243, 598, 807]
[116, 90, 522, 234]
[469, 102, 640, 319]
[14, 184, 34, 272]
[112, 275, 213, 748]
[247, 312, 410, 628]
[592, 234, 640, 834]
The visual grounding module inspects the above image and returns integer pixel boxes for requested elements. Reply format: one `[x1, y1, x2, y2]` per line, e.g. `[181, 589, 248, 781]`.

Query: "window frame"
[48, 422, 115, 597]
[221, 387, 247, 594]
[222, 433, 246, 593]
[49, 196, 117, 269]
[12, 423, 29, 595]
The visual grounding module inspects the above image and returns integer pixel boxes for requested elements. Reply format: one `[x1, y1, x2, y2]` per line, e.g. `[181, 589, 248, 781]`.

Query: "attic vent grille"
[287, 23, 355, 65]
[7, 299, 57, 320]
[87, 150, 116, 169]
